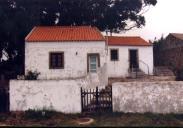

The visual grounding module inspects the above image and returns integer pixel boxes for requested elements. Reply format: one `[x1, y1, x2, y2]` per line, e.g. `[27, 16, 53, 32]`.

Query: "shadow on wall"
[112, 81, 183, 114]
[85, 63, 108, 88]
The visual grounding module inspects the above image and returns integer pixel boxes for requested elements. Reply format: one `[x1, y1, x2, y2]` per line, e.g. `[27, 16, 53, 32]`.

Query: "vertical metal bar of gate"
[96, 87, 99, 112]
[81, 86, 113, 113]
[81, 87, 83, 113]
[111, 86, 113, 112]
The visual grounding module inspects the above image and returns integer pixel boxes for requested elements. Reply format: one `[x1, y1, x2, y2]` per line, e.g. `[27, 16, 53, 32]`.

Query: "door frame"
[87, 53, 100, 73]
[128, 49, 139, 69]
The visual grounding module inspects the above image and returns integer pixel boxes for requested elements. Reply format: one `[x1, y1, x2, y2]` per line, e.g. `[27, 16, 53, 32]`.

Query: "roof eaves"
[26, 40, 105, 43]
[25, 27, 36, 41]
[108, 44, 152, 46]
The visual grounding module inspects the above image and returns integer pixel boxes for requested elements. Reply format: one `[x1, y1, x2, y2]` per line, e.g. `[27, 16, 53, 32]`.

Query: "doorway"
[87, 54, 100, 73]
[129, 49, 139, 69]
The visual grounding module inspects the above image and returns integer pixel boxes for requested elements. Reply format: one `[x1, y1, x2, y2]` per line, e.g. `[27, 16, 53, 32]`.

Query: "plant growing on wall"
[24, 109, 56, 120]
[25, 70, 40, 80]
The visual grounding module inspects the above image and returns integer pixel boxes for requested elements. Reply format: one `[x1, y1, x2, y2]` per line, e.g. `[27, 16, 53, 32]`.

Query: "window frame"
[49, 52, 64, 69]
[110, 49, 119, 61]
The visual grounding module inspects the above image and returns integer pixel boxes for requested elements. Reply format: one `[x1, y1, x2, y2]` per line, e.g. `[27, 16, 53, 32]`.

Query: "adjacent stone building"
[159, 33, 183, 70]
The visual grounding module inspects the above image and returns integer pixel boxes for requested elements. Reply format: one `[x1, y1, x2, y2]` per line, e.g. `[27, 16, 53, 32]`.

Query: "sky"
[115, 0, 183, 41]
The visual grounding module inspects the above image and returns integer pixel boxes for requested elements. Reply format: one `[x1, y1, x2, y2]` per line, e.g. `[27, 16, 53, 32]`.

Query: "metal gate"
[0, 88, 9, 112]
[81, 86, 112, 113]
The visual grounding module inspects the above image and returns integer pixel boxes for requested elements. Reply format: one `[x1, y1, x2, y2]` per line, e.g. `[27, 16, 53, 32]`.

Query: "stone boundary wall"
[10, 80, 82, 113]
[112, 81, 183, 113]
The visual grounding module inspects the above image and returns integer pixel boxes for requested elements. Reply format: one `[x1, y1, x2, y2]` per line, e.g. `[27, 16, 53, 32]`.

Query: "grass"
[0, 111, 183, 127]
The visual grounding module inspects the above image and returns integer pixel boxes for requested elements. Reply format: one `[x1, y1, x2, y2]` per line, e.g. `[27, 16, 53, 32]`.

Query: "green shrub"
[24, 109, 56, 120]
[0, 114, 8, 121]
[25, 70, 40, 80]
[173, 114, 183, 120]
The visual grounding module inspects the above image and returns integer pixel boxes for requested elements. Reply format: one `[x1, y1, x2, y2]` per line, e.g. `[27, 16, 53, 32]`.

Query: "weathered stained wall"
[160, 47, 183, 70]
[113, 81, 183, 113]
[10, 80, 82, 113]
[85, 63, 108, 87]
[108, 46, 154, 77]
[25, 41, 106, 80]
[10, 79, 106, 113]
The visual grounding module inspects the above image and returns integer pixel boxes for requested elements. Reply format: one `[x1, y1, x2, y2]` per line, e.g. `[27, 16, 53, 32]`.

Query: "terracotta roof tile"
[26, 26, 105, 42]
[106, 36, 151, 46]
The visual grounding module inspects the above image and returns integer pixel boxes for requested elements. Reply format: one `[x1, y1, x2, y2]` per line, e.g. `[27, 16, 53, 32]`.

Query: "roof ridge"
[107, 35, 151, 46]
[93, 27, 106, 41]
[35, 26, 93, 28]
[106, 36, 141, 38]
[25, 26, 105, 42]
[170, 33, 183, 34]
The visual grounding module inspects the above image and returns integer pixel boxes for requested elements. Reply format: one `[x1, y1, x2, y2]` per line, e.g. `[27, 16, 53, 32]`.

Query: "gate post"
[111, 86, 113, 112]
[96, 87, 99, 112]
[80, 87, 83, 113]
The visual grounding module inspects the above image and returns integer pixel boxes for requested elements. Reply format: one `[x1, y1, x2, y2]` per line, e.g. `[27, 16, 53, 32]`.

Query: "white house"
[107, 36, 153, 78]
[9, 26, 154, 113]
[25, 26, 153, 79]
[25, 26, 107, 80]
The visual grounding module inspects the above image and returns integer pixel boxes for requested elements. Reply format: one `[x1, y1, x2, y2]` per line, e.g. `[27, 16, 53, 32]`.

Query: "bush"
[173, 114, 183, 120]
[0, 114, 8, 121]
[25, 70, 40, 80]
[24, 109, 56, 120]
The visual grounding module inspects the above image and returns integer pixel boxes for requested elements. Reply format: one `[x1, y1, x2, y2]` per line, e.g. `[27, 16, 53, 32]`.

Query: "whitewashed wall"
[108, 46, 153, 77]
[10, 79, 106, 113]
[113, 82, 183, 113]
[10, 80, 82, 113]
[25, 41, 106, 80]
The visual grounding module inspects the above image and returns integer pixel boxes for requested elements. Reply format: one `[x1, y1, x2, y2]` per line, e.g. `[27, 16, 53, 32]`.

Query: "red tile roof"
[26, 26, 105, 42]
[106, 36, 151, 46]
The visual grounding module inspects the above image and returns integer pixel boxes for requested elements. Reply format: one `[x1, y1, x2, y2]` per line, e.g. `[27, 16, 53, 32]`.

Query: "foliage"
[0, 0, 157, 78]
[153, 35, 183, 80]
[24, 70, 40, 80]
[0, 114, 8, 121]
[153, 36, 166, 66]
[24, 109, 56, 120]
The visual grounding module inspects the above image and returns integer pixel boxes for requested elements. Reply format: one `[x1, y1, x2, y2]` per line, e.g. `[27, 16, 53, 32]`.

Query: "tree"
[0, 0, 157, 78]
[38, 0, 157, 32]
[153, 36, 165, 66]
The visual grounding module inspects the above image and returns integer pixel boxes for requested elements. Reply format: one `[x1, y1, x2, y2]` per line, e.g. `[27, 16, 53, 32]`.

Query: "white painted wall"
[107, 46, 154, 77]
[25, 41, 106, 80]
[10, 80, 82, 113]
[10, 79, 106, 113]
[113, 82, 183, 113]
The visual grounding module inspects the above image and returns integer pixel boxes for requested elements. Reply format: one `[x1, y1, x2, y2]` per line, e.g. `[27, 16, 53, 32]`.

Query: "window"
[110, 49, 119, 61]
[89, 55, 97, 72]
[49, 52, 64, 69]
[88, 54, 100, 73]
